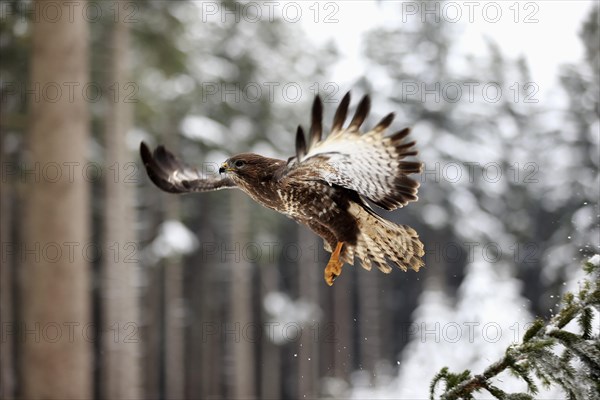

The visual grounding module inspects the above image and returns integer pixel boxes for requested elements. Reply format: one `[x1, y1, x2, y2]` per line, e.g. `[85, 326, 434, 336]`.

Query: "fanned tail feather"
[347, 203, 424, 273]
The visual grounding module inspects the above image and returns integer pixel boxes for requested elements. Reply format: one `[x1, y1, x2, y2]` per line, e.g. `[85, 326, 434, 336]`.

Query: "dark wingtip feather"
[349, 95, 371, 131]
[140, 143, 192, 193]
[140, 143, 173, 191]
[374, 112, 395, 133]
[390, 127, 411, 142]
[399, 161, 423, 174]
[396, 141, 416, 151]
[154, 145, 180, 172]
[332, 91, 351, 132]
[372, 175, 420, 210]
[401, 150, 418, 157]
[140, 142, 152, 165]
[309, 96, 323, 148]
[295, 125, 306, 160]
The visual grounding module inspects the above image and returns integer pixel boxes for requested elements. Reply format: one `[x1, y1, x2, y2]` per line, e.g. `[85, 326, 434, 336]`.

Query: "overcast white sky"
[297, 1, 594, 94]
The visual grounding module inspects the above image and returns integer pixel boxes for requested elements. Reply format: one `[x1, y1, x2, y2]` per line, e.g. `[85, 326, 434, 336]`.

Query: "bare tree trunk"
[260, 257, 282, 400]
[186, 199, 225, 399]
[358, 270, 381, 379]
[297, 226, 319, 398]
[142, 260, 162, 399]
[0, 125, 15, 398]
[21, 2, 91, 397]
[101, 9, 141, 399]
[332, 270, 353, 380]
[164, 134, 184, 399]
[229, 192, 256, 398]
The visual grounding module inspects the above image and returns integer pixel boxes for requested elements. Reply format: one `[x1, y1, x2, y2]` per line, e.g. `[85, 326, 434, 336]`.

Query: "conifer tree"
[430, 256, 600, 399]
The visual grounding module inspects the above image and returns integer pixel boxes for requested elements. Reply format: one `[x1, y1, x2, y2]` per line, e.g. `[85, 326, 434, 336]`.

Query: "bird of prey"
[140, 92, 424, 285]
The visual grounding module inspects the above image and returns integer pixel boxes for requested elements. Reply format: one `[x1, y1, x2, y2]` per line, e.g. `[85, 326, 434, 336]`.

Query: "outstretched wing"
[140, 142, 236, 193]
[285, 92, 422, 210]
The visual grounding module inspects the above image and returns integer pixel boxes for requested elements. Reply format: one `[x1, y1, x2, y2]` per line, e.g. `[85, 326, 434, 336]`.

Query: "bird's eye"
[234, 160, 245, 168]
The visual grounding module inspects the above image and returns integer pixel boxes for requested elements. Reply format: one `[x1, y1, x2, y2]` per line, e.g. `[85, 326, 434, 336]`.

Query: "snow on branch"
[430, 255, 600, 400]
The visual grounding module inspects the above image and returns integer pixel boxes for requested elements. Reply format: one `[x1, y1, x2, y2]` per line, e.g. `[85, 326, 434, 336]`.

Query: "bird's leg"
[324, 242, 344, 286]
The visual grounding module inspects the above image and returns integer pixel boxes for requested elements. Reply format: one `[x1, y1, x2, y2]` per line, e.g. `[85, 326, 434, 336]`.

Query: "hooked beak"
[219, 162, 231, 174]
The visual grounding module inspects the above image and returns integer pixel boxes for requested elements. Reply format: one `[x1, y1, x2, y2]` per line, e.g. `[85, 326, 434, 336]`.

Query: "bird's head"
[220, 153, 282, 184]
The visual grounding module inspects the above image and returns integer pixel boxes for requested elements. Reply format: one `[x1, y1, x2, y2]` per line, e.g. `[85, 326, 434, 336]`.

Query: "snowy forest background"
[1, 1, 598, 399]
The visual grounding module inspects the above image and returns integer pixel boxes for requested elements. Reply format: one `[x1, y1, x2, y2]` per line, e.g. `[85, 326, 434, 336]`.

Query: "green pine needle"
[523, 319, 545, 342]
[577, 307, 593, 339]
[433, 257, 599, 399]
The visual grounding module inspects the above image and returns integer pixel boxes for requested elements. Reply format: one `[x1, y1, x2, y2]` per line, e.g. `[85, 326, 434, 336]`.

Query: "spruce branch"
[432, 257, 600, 399]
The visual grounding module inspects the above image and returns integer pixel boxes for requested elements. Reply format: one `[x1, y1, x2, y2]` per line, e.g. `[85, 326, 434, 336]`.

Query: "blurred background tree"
[0, 1, 597, 399]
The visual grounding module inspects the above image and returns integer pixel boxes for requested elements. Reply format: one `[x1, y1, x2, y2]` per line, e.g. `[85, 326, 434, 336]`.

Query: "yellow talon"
[324, 242, 344, 286]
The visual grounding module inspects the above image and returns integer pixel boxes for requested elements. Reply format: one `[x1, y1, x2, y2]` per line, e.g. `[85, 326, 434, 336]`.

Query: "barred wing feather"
[140, 142, 236, 193]
[288, 93, 422, 210]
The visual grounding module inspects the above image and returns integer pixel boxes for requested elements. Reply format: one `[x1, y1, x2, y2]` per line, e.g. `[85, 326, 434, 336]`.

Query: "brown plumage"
[140, 92, 425, 285]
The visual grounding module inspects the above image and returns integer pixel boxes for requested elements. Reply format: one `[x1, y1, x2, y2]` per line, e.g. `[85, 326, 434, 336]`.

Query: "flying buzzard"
[140, 92, 424, 285]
